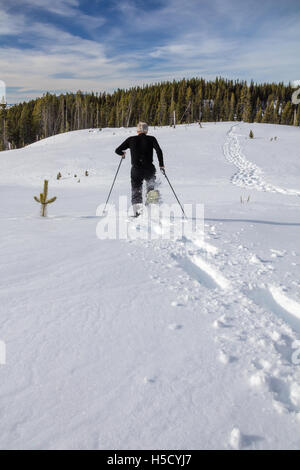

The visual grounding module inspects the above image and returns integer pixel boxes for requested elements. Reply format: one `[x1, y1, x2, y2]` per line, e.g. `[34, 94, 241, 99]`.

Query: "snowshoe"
[145, 189, 160, 205]
[132, 203, 143, 218]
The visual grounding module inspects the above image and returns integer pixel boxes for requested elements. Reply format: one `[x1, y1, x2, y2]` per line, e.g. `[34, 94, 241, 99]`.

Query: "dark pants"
[131, 165, 156, 205]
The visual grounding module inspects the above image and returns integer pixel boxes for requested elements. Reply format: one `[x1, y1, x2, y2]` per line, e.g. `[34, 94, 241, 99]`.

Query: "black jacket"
[115, 134, 164, 169]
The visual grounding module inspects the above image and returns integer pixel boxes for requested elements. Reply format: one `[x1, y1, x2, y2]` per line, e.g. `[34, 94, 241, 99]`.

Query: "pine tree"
[195, 86, 203, 122]
[34, 180, 57, 217]
[242, 88, 252, 122]
[296, 104, 300, 126]
[201, 100, 209, 121]
[281, 102, 293, 125]
[229, 93, 236, 121]
[185, 86, 193, 123]
[212, 88, 221, 122]
[238, 83, 248, 121]
[169, 89, 176, 127]
[262, 101, 275, 123]
[176, 80, 187, 123]
[254, 107, 262, 123]
[273, 100, 280, 124]
[0, 103, 8, 150]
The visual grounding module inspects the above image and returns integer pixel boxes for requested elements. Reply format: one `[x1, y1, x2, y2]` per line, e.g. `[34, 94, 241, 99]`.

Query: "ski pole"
[102, 156, 124, 215]
[161, 169, 187, 219]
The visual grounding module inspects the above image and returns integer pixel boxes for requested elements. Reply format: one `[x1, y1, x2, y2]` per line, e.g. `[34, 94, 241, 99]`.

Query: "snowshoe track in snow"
[174, 254, 230, 290]
[247, 286, 300, 334]
[131, 216, 300, 425]
[223, 124, 300, 196]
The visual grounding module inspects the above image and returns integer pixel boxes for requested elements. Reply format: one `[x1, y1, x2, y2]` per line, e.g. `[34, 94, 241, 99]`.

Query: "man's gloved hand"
[160, 166, 166, 175]
[121, 152, 126, 158]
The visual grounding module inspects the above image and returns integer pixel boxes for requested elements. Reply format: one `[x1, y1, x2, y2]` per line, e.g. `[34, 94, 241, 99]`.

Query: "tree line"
[0, 76, 299, 151]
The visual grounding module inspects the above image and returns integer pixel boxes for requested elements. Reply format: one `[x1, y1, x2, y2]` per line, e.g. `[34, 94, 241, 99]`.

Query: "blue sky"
[0, 0, 300, 103]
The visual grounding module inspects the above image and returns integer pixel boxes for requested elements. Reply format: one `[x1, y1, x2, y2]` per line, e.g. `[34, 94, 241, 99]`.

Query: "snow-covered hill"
[0, 122, 300, 449]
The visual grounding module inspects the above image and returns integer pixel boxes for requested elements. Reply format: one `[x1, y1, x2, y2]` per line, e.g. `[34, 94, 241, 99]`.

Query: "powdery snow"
[0, 122, 300, 449]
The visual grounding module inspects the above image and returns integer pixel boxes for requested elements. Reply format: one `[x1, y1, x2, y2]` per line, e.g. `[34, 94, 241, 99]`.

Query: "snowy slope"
[0, 122, 300, 450]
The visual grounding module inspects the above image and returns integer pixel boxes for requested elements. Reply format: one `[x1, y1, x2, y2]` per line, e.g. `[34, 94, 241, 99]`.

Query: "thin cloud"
[3, 0, 80, 16]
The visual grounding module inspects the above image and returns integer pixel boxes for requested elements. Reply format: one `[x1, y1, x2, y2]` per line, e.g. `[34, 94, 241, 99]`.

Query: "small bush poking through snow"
[57, 172, 62, 180]
[249, 130, 254, 139]
[34, 180, 57, 217]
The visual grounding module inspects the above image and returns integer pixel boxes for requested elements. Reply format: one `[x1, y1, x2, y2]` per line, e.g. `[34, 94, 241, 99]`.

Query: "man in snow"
[115, 122, 165, 216]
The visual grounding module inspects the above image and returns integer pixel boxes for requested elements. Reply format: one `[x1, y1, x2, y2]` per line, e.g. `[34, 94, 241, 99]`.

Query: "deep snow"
[0, 122, 300, 449]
